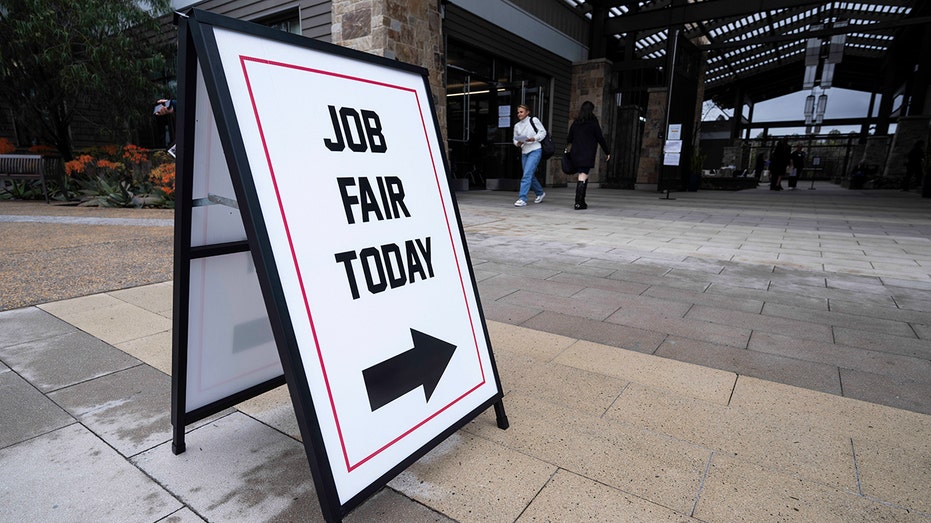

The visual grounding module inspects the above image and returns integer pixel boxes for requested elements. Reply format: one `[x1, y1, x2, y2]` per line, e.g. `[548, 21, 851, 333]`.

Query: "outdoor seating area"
[0, 142, 175, 208]
[0, 154, 49, 203]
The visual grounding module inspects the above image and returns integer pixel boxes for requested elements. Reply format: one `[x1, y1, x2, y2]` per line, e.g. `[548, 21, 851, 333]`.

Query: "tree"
[0, 0, 172, 160]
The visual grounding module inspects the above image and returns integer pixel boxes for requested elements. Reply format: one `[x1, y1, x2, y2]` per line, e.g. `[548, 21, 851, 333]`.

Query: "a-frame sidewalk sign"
[169, 9, 508, 522]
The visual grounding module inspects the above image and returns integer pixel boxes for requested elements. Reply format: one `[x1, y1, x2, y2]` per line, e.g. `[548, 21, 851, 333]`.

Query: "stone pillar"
[882, 115, 930, 180]
[331, 0, 445, 140]
[569, 59, 612, 185]
[635, 87, 667, 190]
[861, 135, 890, 170]
[721, 146, 740, 172]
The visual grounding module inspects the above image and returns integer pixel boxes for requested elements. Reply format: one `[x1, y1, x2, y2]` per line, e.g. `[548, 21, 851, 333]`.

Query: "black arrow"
[362, 329, 457, 412]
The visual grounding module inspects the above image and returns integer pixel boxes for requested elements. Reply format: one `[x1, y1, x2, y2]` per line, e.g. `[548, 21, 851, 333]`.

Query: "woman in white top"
[511, 104, 547, 206]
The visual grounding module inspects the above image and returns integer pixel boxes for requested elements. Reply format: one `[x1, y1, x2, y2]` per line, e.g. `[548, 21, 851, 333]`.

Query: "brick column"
[331, 0, 446, 140]
[568, 59, 612, 185]
[636, 87, 667, 189]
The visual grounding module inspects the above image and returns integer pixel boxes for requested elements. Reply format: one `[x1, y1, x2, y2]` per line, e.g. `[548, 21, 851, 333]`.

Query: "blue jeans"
[519, 149, 545, 201]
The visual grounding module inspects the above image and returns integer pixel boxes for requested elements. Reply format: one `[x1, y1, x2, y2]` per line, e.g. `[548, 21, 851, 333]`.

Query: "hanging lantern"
[815, 93, 828, 124]
[804, 93, 816, 125]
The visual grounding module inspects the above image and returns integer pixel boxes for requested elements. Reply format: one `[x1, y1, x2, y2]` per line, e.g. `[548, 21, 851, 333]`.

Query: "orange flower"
[64, 161, 81, 176]
[150, 163, 175, 197]
[122, 144, 149, 164]
[96, 159, 121, 170]
[0, 137, 15, 154]
[64, 154, 94, 176]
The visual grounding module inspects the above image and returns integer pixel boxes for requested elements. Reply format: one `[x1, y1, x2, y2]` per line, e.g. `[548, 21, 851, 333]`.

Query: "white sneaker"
[514, 199, 527, 207]
[534, 192, 546, 204]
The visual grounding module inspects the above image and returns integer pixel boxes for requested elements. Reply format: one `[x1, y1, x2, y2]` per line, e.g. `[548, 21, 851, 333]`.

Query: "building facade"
[3, 1, 927, 192]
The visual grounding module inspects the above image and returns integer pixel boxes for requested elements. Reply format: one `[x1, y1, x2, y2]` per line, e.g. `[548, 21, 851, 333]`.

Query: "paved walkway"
[1, 183, 930, 521]
[460, 183, 931, 416]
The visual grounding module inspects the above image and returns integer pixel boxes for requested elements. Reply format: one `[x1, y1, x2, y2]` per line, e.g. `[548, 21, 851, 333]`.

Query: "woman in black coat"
[904, 140, 925, 192]
[788, 144, 805, 190]
[769, 138, 790, 191]
[566, 101, 610, 209]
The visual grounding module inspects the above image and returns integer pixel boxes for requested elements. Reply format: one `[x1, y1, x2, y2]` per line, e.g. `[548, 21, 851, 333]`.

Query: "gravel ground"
[0, 200, 175, 311]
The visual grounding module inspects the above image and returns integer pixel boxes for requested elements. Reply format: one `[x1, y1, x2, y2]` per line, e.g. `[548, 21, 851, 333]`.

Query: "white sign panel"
[663, 152, 681, 166]
[667, 123, 682, 140]
[663, 139, 682, 167]
[208, 26, 501, 504]
[498, 105, 511, 128]
[183, 63, 282, 413]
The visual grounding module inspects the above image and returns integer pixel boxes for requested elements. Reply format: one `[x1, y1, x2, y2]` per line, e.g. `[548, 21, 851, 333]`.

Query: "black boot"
[574, 180, 588, 210]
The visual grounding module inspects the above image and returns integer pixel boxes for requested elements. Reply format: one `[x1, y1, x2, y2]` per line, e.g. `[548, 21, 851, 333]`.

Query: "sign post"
[171, 10, 507, 522]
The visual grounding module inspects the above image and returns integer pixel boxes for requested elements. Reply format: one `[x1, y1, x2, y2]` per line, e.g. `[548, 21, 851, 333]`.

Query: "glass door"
[445, 55, 550, 186]
[486, 81, 547, 182]
[446, 66, 497, 187]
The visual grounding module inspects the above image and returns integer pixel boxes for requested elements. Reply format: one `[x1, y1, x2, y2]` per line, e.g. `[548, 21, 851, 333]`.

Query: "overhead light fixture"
[822, 22, 846, 88]
[820, 62, 836, 89]
[801, 21, 845, 131]
[803, 25, 822, 90]
[804, 92, 816, 125]
[815, 93, 828, 124]
[827, 21, 847, 63]
[803, 65, 819, 89]
[446, 88, 505, 98]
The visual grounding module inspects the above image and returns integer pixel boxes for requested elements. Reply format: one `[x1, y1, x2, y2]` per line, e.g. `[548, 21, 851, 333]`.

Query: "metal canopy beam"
[566, 0, 927, 113]
[698, 15, 931, 51]
[603, 0, 824, 35]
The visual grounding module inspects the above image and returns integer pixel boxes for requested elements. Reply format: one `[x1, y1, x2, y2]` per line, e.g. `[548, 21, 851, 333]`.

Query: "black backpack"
[529, 118, 555, 160]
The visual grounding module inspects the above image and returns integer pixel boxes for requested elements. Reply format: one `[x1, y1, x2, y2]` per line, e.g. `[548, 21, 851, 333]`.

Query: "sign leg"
[172, 424, 186, 455]
[493, 400, 509, 430]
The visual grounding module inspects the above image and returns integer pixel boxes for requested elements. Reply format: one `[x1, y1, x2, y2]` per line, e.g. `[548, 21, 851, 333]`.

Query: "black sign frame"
[170, 9, 508, 522]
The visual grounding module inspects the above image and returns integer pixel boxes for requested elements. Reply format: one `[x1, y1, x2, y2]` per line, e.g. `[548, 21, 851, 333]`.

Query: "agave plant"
[0, 180, 43, 200]
[77, 176, 135, 207]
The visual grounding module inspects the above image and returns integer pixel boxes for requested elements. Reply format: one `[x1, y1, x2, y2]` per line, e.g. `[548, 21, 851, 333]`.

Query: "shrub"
[7, 143, 174, 207]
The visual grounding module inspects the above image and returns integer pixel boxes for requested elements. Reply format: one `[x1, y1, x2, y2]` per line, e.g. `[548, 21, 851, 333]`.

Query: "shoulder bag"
[529, 117, 555, 160]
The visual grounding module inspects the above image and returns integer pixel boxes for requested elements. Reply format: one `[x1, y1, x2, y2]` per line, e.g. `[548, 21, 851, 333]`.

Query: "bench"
[699, 175, 760, 191]
[0, 154, 50, 203]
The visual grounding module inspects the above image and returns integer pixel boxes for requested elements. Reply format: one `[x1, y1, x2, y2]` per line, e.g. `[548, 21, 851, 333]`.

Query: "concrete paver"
[516, 468, 700, 522]
[0, 327, 139, 393]
[655, 335, 844, 395]
[390, 432, 557, 522]
[48, 364, 172, 457]
[0, 423, 183, 523]
[695, 454, 920, 522]
[133, 412, 322, 522]
[0, 363, 74, 448]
